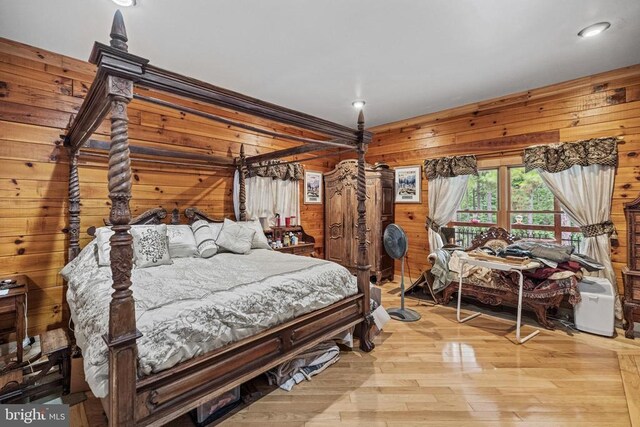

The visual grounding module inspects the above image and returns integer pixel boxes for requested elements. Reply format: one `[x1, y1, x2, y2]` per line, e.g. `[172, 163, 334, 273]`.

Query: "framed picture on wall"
[395, 165, 421, 203]
[304, 171, 323, 204]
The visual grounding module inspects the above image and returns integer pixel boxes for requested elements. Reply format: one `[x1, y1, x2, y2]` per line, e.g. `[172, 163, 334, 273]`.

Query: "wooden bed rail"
[81, 139, 236, 167]
[133, 93, 356, 149]
[63, 9, 374, 427]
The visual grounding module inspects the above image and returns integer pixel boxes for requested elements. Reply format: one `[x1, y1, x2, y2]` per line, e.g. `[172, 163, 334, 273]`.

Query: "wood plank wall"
[0, 38, 339, 336]
[361, 64, 640, 291]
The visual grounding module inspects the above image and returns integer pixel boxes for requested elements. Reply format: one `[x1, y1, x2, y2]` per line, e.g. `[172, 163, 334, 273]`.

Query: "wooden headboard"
[184, 207, 224, 224]
[87, 207, 224, 236]
[466, 227, 518, 252]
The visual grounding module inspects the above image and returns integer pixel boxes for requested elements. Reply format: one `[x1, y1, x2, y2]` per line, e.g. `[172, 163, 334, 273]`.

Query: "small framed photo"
[395, 165, 421, 203]
[304, 171, 323, 204]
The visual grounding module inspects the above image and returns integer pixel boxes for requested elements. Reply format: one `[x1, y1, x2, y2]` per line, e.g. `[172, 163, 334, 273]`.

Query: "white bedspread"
[62, 242, 357, 398]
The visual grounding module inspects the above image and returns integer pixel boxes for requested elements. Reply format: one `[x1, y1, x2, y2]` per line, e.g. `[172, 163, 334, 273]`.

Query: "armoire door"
[325, 183, 347, 265]
[379, 180, 395, 276]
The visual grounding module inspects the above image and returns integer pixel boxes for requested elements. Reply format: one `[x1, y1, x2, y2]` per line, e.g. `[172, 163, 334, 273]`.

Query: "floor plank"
[619, 354, 640, 427]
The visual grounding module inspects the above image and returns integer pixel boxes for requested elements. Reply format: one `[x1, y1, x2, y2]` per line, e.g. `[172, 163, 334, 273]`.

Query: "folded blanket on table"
[498, 241, 604, 272]
[449, 250, 492, 284]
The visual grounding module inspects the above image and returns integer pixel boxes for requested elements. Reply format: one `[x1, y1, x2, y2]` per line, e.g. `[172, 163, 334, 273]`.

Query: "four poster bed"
[63, 11, 374, 427]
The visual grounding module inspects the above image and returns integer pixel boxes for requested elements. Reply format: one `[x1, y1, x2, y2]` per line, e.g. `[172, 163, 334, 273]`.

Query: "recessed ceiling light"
[352, 100, 366, 109]
[578, 22, 611, 38]
[111, 0, 136, 6]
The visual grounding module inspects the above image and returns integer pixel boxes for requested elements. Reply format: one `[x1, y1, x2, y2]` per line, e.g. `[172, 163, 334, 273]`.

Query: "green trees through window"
[452, 166, 583, 249]
[457, 170, 498, 224]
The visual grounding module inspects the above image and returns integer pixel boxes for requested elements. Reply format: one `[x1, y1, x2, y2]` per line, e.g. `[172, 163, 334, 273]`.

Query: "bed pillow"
[166, 225, 199, 258]
[216, 218, 256, 254]
[237, 219, 272, 250]
[95, 226, 115, 266]
[130, 224, 172, 268]
[205, 221, 226, 253]
[191, 220, 218, 258]
[208, 222, 224, 240]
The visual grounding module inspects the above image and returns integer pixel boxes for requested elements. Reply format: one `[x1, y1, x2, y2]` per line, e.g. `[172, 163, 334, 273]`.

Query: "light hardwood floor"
[218, 281, 640, 427]
[75, 281, 640, 426]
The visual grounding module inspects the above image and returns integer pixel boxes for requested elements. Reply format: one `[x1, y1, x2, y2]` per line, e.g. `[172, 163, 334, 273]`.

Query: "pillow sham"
[208, 222, 224, 240]
[216, 218, 256, 255]
[130, 224, 172, 268]
[191, 220, 218, 258]
[95, 226, 115, 266]
[236, 219, 272, 250]
[166, 225, 199, 258]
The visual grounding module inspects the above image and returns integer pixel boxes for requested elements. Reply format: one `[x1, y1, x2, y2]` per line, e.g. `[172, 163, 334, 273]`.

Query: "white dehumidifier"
[573, 277, 615, 337]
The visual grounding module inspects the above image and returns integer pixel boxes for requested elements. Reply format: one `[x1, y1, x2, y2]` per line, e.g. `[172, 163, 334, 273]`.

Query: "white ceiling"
[1, 0, 639, 128]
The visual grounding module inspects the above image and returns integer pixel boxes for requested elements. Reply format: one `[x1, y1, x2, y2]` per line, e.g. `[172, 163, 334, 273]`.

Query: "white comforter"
[62, 242, 357, 398]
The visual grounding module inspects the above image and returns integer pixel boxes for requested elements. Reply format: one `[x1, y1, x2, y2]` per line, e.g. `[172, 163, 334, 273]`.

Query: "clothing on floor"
[265, 341, 340, 391]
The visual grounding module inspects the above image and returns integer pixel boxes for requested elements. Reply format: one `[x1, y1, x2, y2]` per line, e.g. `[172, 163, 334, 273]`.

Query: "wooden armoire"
[623, 195, 640, 338]
[324, 160, 395, 283]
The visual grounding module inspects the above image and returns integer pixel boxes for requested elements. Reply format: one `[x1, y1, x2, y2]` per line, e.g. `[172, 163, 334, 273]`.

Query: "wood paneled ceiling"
[1, 0, 639, 127]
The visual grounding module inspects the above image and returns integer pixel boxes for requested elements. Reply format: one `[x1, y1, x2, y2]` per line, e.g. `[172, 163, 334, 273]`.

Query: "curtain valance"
[248, 160, 304, 181]
[423, 155, 478, 180]
[523, 137, 619, 173]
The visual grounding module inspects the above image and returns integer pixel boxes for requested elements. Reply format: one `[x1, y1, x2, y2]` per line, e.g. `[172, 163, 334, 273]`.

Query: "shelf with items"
[263, 226, 316, 257]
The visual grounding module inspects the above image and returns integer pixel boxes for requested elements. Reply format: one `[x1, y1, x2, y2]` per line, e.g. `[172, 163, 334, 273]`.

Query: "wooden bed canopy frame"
[63, 10, 374, 427]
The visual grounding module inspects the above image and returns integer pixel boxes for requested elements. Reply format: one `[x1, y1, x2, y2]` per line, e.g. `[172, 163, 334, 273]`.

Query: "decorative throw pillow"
[166, 225, 199, 258]
[237, 219, 272, 250]
[216, 218, 256, 254]
[95, 226, 115, 266]
[205, 221, 226, 253]
[208, 222, 224, 240]
[131, 224, 172, 268]
[191, 220, 218, 258]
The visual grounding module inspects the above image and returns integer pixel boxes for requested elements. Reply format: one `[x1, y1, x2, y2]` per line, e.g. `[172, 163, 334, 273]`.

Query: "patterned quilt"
[61, 242, 357, 398]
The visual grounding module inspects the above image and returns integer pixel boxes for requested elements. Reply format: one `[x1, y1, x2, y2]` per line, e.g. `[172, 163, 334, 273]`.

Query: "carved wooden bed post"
[356, 110, 375, 352]
[238, 144, 247, 221]
[68, 150, 81, 260]
[103, 11, 140, 427]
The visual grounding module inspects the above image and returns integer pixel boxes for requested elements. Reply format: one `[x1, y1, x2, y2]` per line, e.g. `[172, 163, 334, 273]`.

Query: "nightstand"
[275, 242, 316, 257]
[264, 225, 317, 257]
[0, 275, 28, 365]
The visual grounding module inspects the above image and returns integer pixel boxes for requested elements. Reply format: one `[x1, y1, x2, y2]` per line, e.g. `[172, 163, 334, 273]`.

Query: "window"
[452, 169, 499, 245]
[451, 164, 583, 249]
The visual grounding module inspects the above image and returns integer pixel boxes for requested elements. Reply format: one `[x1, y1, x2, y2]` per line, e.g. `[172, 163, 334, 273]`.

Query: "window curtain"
[274, 178, 300, 226]
[524, 136, 621, 318]
[233, 160, 302, 227]
[424, 155, 478, 251]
